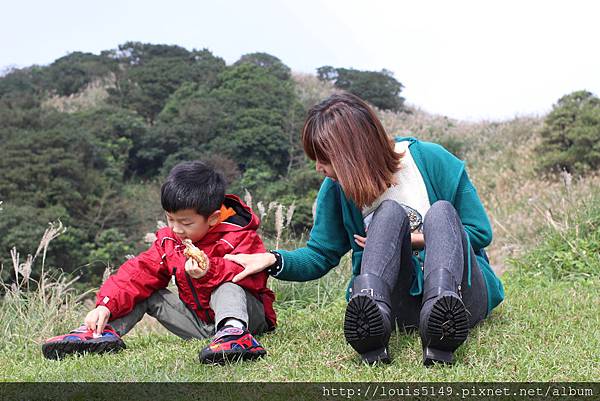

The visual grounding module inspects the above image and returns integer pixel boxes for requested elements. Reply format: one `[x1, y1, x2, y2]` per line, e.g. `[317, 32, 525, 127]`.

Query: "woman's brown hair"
[302, 92, 402, 208]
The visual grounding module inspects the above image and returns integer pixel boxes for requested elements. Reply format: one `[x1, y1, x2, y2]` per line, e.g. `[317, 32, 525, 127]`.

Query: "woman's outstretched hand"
[225, 252, 276, 283]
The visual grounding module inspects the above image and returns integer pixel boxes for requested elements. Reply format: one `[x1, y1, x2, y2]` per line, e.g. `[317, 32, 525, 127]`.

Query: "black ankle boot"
[343, 274, 393, 364]
[419, 268, 469, 366]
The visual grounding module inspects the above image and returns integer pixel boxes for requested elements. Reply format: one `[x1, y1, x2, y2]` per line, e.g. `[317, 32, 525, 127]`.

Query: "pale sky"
[1, 0, 599, 121]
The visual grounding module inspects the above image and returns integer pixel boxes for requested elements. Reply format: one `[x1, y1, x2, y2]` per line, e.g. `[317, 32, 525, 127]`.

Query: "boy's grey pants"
[109, 282, 269, 339]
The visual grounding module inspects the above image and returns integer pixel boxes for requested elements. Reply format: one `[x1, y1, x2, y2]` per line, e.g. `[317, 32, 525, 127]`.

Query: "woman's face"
[315, 160, 337, 180]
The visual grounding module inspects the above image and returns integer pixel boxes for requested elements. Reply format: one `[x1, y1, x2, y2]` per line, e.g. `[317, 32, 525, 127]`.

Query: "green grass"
[2, 194, 600, 383]
[1, 263, 598, 382]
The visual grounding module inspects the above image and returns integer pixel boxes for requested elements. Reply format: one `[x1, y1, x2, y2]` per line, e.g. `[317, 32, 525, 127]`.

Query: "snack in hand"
[183, 239, 209, 273]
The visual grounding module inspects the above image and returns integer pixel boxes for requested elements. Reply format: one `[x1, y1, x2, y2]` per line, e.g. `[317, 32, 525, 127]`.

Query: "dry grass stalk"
[257, 201, 266, 220]
[144, 232, 157, 243]
[10, 247, 19, 292]
[285, 202, 296, 228]
[6, 221, 68, 295]
[244, 189, 253, 209]
[102, 264, 113, 282]
[33, 221, 67, 274]
[275, 204, 284, 249]
[560, 169, 573, 194]
[20, 255, 33, 290]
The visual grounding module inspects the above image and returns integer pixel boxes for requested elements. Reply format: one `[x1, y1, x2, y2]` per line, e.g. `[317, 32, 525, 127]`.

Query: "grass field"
[1, 251, 598, 383]
[2, 114, 599, 385]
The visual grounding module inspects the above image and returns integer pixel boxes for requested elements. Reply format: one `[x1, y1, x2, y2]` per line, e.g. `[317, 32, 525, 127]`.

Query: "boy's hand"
[185, 257, 208, 279]
[84, 305, 111, 335]
[226, 253, 275, 283]
[353, 226, 368, 248]
[353, 234, 367, 248]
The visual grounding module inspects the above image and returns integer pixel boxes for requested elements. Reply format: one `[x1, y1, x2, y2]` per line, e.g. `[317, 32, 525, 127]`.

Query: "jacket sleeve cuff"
[266, 250, 284, 277]
[96, 295, 116, 316]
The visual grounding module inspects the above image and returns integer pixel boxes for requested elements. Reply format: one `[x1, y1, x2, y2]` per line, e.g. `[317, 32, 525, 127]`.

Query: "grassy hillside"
[1, 239, 598, 382]
[1, 99, 599, 383]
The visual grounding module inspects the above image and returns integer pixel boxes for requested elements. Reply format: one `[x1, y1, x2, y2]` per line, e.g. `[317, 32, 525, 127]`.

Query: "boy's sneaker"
[199, 326, 266, 364]
[42, 325, 126, 360]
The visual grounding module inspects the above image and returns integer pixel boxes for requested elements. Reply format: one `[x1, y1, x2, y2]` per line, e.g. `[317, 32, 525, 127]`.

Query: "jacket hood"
[212, 194, 260, 233]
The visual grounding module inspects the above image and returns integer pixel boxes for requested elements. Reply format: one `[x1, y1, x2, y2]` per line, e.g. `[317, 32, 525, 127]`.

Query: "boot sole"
[344, 294, 390, 363]
[42, 339, 126, 360]
[423, 292, 468, 366]
[199, 347, 266, 365]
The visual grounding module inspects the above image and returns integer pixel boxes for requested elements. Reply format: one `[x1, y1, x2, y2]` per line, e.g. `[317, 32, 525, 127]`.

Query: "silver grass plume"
[285, 202, 296, 228]
[257, 201, 266, 220]
[275, 203, 284, 249]
[244, 189, 253, 209]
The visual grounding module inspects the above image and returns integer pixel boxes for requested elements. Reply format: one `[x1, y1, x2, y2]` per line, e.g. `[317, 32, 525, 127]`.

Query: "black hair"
[160, 161, 227, 218]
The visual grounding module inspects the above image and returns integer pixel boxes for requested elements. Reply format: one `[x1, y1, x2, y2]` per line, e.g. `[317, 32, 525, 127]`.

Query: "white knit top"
[362, 141, 430, 231]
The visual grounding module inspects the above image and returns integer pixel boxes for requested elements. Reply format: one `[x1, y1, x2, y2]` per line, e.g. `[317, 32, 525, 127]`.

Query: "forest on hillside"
[0, 42, 406, 285]
[3, 41, 600, 289]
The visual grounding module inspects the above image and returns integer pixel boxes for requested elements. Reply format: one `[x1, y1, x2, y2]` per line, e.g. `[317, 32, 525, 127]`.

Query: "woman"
[226, 92, 504, 366]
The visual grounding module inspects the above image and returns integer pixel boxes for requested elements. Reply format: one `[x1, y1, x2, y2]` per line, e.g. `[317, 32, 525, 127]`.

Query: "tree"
[0, 43, 324, 281]
[44, 52, 117, 96]
[209, 110, 290, 173]
[235, 52, 291, 81]
[133, 83, 226, 176]
[83, 228, 134, 286]
[0, 66, 45, 98]
[0, 112, 143, 273]
[0, 66, 46, 129]
[208, 61, 303, 177]
[316, 65, 338, 82]
[106, 42, 190, 65]
[537, 90, 600, 174]
[107, 42, 226, 123]
[316, 66, 405, 112]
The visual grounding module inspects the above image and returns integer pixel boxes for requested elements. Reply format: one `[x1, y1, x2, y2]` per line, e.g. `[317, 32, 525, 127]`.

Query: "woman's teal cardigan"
[275, 137, 504, 314]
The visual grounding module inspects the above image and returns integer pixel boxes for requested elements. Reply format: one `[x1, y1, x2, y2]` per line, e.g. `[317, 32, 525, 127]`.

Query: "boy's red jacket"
[96, 194, 276, 329]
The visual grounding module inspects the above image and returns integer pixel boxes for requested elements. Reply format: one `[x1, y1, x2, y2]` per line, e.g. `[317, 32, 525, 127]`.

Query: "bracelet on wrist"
[266, 250, 282, 276]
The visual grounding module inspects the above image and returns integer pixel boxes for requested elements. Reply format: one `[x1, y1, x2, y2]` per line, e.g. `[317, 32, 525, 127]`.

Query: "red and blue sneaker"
[199, 326, 266, 364]
[42, 325, 126, 360]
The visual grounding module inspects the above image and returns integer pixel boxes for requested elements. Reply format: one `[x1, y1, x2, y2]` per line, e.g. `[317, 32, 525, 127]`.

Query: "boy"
[42, 161, 276, 364]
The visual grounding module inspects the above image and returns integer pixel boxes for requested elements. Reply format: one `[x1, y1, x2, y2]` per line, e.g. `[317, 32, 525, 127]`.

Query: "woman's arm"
[274, 179, 351, 281]
[453, 171, 493, 251]
[228, 179, 351, 282]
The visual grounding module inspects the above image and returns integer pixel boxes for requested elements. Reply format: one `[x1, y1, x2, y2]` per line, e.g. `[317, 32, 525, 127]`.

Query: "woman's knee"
[372, 200, 409, 228]
[423, 201, 457, 230]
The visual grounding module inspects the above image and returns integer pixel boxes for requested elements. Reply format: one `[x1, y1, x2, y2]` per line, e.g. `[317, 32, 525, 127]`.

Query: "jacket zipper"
[172, 267, 182, 291]
[172, 267, 206, 325]
[183, 270, 203, 311]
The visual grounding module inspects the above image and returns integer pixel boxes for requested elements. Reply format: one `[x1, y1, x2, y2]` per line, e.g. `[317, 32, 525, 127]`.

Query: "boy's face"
[165, 208, 220, 243]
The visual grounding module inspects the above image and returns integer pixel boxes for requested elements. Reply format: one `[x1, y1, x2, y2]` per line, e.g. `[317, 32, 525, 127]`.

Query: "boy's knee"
[215, 282, 244, 293]
[211, 282, 246, 303]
